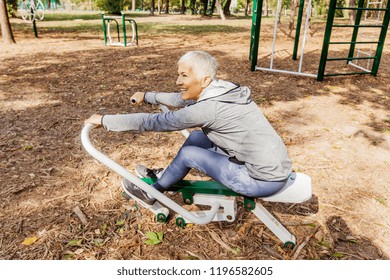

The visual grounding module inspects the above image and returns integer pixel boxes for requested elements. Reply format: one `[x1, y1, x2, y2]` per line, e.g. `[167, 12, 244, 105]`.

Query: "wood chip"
[73, 206, 88, 226]
[208, 230, 233, 252]
[262, 244, 284, 260]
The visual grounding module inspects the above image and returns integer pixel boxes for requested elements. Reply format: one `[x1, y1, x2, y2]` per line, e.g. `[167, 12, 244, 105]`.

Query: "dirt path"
[1, 14, 389, 260]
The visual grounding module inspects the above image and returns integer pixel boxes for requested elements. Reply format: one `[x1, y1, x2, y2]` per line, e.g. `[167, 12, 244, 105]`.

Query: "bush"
[6, 0, 18, 18]
[95, 0, 129, 14]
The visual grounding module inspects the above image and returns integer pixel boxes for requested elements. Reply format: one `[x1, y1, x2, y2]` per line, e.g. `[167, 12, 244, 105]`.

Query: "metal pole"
[270, 0, 283, 69]
[255, 66, 317, 78]
[317, 0, 337, 81]
[122, 13, 127, 47]
[32, 19, 38, 38]
[347, 0, 366, 63]
[81, 124, 221, 225]
[293, 0, 305, 60]
[298, 0, 312, 73]
[131, 20, 139, 46]
[250, 0, 264, 71]
[31, 6, 38, 38]
[371, 0, 390, 76]
[101, 14, 107, 45]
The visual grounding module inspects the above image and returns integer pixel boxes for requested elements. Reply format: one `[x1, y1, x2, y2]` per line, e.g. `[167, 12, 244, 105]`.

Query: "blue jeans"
[156, 131, 287, 197]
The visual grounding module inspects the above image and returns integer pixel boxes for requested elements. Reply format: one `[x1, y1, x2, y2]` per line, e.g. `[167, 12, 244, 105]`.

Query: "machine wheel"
[156, 213, 167, 223]
[283, 241, 296, 249]
[175, 217, 186, 228]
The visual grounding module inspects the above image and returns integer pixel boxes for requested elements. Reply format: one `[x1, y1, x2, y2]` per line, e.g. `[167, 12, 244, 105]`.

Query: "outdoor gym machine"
[249, 0, 390, 80]
[101, 13, 138, 47]
[20, 0, 45, 38]
[81, 106, 313, 247]
[250, 0, 316, 78]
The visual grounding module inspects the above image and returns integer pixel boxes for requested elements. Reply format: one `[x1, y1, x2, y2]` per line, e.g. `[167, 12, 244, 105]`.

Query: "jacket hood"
[197, 80, 252, 104]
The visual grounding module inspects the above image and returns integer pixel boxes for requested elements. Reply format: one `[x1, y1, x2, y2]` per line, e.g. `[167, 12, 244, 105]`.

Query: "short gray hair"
[178, 51, 218, 80]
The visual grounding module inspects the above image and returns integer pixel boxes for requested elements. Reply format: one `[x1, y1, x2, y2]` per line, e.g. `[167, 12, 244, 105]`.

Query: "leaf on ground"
[115, 219, 126, 226]
[146, 231, 158, 240]
[22, 236, 38, 245]
[67, 239, 83, 246]
[144, 231, 163, 245]
[231, 247, 241, 255]
[145, 239, 162, 245]
[333, 252, 344, 258]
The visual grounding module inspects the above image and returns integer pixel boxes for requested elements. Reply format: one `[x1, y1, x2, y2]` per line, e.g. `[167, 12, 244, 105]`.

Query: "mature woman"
[85, 51, 292, 205]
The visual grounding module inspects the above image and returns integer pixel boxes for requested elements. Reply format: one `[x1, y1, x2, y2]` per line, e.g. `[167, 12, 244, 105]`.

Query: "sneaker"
[121, 178, 156, 206]
[135, 164, 164, 179]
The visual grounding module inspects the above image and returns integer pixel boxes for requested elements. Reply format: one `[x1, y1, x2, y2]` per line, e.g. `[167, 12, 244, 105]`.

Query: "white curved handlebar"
[81, 123, 220, 224]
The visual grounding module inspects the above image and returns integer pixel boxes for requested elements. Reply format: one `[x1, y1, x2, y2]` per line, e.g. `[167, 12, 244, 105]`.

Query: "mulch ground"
[1, 14, 389, 260]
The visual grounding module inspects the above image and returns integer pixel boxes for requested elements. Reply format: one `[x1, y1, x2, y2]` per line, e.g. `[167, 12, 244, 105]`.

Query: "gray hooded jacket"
[102, 80, 292, 181]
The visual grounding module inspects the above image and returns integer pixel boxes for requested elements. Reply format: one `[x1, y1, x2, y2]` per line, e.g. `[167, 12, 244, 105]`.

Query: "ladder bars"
[317, 0, 389, 80]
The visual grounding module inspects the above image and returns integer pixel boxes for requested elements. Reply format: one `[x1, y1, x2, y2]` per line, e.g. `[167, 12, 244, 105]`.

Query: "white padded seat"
[262, 172, 312, 203]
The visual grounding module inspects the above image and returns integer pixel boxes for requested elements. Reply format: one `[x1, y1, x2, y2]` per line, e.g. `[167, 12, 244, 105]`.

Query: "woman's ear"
[201, 76, 212, 89]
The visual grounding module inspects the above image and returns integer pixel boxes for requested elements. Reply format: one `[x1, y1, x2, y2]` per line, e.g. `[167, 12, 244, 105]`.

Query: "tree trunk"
[264, 0, 269, 16]
[216, 0, 225, 20]
[150, 0, 155, 15]
[210, 0, 216, 15]
[223, 0, 231, 16]
[132, 0, 136, 12]
[190, 0, 196, 14]
[348, 0, 356, 24]
[181, 0, 186, 14]
[202, 0, 207, 15]
[276, 0, 282, 24]
[0, 0, 15, 44]
[157, 0, 161, 14]
[165, 0, 169, 14]
[245, 0, 249, 16]
[289, 0, 298, 32]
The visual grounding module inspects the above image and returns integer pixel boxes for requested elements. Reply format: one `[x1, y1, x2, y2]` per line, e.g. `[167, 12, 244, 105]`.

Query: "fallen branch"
[262, 244, 284, 260]
[208, 230, 233, 253]
[292, 225, 321, 259]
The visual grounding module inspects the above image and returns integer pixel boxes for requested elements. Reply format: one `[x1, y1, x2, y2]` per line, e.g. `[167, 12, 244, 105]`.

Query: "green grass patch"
[36, 11, 152, 21]
[42, 13, 102, 21]
[12, 20, 247, 36]
[11, 22, 102, 34]
[139, 23, 247, 34]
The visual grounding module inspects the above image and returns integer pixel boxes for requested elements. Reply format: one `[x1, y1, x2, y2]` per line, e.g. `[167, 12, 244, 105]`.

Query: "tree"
[223, 0, 232, 16]
[190, 0, 196, 14]
[244, 0, 251, 16]
[165, 0, 169, 13]
[0, 0, 15, 44]
[289, 0, 299, 32]
[150, 0, 155, 15]
[180, 0, 186, 14]
[216, 0, 226, 20]
[348, 0, 356, 24]
[264, 0, 268, 16]
[95, 0, 127, 14]
[209, 0, 216, 15]
[6, 0, 17, 18]
[276, 0, 282, 24]
[202, 0, 208, 15]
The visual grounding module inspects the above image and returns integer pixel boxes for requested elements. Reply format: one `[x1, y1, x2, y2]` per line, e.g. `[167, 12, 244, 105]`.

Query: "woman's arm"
[144, 92, 196, 108]
[101, 102, 214, 132]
